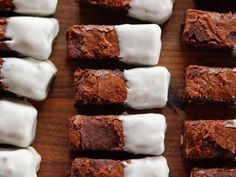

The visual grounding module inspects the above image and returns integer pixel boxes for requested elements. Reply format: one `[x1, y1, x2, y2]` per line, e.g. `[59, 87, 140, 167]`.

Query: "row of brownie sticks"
[0, 0, 60, 177]
[67, 0, 236, 177]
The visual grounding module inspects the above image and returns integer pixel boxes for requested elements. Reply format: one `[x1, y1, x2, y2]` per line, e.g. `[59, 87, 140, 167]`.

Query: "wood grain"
[3, 0, 236, 177]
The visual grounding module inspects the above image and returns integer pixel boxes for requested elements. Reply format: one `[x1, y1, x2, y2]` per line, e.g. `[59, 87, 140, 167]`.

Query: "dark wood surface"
[23, 0, 236, 176]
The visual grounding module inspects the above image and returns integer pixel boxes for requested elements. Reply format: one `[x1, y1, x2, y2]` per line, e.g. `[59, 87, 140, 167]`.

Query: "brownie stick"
[67, 24, 162, 66]
[70, 157, 169, 177]
[69, 114, 166, 155]
[182, 9, 236, 56]
[185, 65, 236, 104]
[191, 168, 236, 177]
[74, 66, 171, 110]
[77, 0, 174, 24]
[182, 120, 236, 160]
[0, 17, 59, 60]
[0, 0, 58, 15]
[0, 57, 57, 101]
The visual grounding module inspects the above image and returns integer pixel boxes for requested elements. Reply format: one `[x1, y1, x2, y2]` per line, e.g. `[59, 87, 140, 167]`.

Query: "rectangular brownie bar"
[185, 65, 236, 103]
[69, 114, 166, 155]
[191, 168, 236, 177]
[182, 120, 236, 160]
[70, 157, 169, 177]
[182, 9, 236, 56]
[67, 24, 161, 66]
[77, 0, 174, 24]
[0, 17, 59, 60]
[74, 67, 170, 110]
[0, 0, 58, 15]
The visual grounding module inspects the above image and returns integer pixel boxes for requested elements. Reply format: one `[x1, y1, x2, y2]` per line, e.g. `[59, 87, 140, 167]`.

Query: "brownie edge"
[191, 168, 236, 177]
[69, 115, 124, 151]
[71, 158, 124, 177]
[74, 69, 127, 106]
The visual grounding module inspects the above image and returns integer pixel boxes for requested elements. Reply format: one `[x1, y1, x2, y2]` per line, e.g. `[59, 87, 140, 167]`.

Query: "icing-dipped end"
[0, 147, 41, 177]
[124, 66, 171, 110]
[14, 0, 58, 16]
[123, 156, 169, 177]
[0, 99, 38, 147]
[5, 17, 59, 60]
[119, 113, 166, 155]
[115, 24, 161, 66]
[128, 0, 175, 24]
[1, 57, 57, 101]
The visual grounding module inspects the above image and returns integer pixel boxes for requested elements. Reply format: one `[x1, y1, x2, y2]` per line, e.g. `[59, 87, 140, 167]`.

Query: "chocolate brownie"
[71, 158, 124, 177]
[74, 69, 127, 105]
[185, 65, 236, 103]
[69, 115, 124, 151]
[77, 0, 130, 11]
[0, 0, 15, 12]
[191, 168, 236, 177]
[67, 25, 120, 59]
[182, 120, 236, 160]
[182, 9, 236, 53]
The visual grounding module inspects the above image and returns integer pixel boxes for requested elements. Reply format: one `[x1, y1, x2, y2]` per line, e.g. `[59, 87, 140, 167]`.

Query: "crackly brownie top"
[182, 9, 236, 50]
[191, 168, 236, 177]
[69, 115, 124, 151]
[71, 158, 124, 177]
[67, 25, 120, 59]
[74, 69, 127, 105]
[185, 65, 236, 103]
[183, 120, 236, 160]
[77, 0, 130, 10]
[0, 0, 15, 12]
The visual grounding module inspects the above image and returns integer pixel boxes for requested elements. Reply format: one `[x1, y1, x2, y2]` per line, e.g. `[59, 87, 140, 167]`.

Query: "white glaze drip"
[115, 24, 161, 66]
[0, 99, 37, 147]
[119, 114, 166, 155]
[128, 0, 175, 24]
[1, 57, 57, 101]
[5, 17, 59, 60]
[124, 66, 171, 110]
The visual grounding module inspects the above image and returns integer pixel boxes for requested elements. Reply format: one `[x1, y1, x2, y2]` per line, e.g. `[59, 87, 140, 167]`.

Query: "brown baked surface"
[67, 25, 120, 60]
[76, 0, 130, 11]
[185, 65, 236, 103]
[74, 69, 127, 105]
[69, 115, 124, 151]
[0, 0, 15, 12]
[70, 158, 124, 177]
[0, 18, 11, 52]
[183, 120, 236, 160]
[191, 168, 236, 177]
[182, 9, 236, 52]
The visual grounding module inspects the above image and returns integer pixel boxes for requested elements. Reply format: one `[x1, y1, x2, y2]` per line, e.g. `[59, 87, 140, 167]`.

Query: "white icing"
[0, 147, 41, 177]
[119, 114, 166, 155]
[128, 0, 175, 24]
[115, 24, 161, 66]
[0, 99, 37, 147]
[124, 66, 171, 110]
[1, 57, 57, 101]
[226, 119, 236, 128]
[14, 0, 58, 16]
[123, 156, 169, 177]
[5, 17, 59, 60]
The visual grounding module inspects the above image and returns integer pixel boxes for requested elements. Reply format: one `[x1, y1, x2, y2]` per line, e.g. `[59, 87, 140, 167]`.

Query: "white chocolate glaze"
[14, 0, 58, 16]
[119, 114, 166, 155]
[0, 147, 41, 177]
[128, 0, 175, 24]
[225, 119, 236, 128]
[5, 17, 59, 60]
[124, 66, 171, 110]
[1, 57, 57, 101]
[0, 99, 37, 147]
[123, 156, 169, 177]
[115, 24, 161, 66]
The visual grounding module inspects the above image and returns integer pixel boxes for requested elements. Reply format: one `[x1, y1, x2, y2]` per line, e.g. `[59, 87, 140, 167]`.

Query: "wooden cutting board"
[31, 0, 236, 176]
